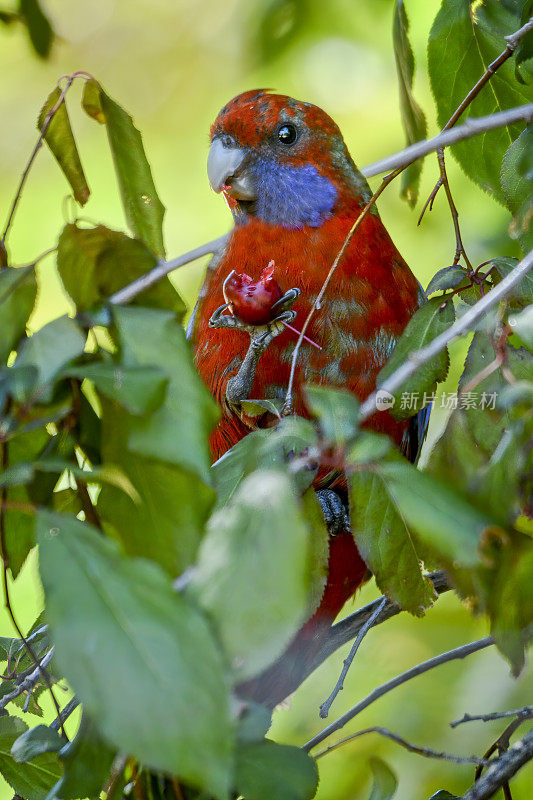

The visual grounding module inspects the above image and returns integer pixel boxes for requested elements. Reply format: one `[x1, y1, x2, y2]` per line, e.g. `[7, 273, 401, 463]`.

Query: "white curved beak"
[207, 137, 256, 200]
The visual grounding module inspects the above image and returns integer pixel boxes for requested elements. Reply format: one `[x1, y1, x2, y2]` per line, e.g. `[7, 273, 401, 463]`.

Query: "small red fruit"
[223, 261, 283, 325]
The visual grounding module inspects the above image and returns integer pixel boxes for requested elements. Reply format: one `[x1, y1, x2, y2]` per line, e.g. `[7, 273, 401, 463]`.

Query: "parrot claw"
[316, 489, 350, 536]
[270, 287, 301, 315]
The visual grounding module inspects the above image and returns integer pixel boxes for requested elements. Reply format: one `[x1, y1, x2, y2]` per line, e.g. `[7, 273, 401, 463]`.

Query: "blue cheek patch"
[251, 159, 338, 229]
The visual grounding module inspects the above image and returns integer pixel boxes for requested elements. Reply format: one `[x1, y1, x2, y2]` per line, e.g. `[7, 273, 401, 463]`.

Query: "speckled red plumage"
[192, 91, 421, 706]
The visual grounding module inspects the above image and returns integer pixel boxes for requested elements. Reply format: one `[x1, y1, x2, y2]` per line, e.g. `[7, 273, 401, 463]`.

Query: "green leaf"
[509, 305, 533, 349]
[0, 716, 61, 800]
[428, 0, 532, 205]
[81, 78, 105, 124]
[304, 384, 359, 444]
[501, 126, 533, 252]
[15, 316, 86, 404]
[98, 397, 214, 577]
[18, 0, 53, 58]
[190, 470, 323, 681]
[377, 297, 455, 419]
[66, 363, 168, 415]
[347, 431, 392, 464]
[393, 0, 427, 206]
[366, 756, 397, 800]
[37, 509, 233, 799]
[111, 306, 217, 481]
[376, 460, 496, 567]
[56, 223, 184, 315]
[3, 427, 49, 577]
[11, 725, 63, 762]
[515, 0, 533, 79]
[212, 430, 270, 509]
[37, 87, 90, 205]
[82, 84, 166, 256]
[0, 265, 37, 362]
[52, 713, 115, 800]
[349, 465, 435, 615]
[236, 703, 272, 744]
[490, 256, 533, 306]
[235, 741, 318, 800]
[426, 265, 467, 294]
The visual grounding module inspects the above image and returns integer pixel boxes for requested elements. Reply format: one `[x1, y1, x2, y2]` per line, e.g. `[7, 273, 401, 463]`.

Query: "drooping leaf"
[66, 362, 168, 415]
[490, 255, 533, 307]
[98, 397, 214, 577]
[428, 0, 532, 205]
[52, 713, 115, 800]
[37, 87, 90, 205]
[111, 306, 217, 481]
[37, 509, 233, 799]
[366, 756, 398, 800]
[376, 460, 496, 567]
[501, 125, 533, 252]
[18, 0, 53, 58]
[81, 78, 105, 124]
[235, 741, 318, 800]
[3, 426, 50, 577]
[190, 469, 324, 681]
[426, 265, 467, 295]
[11, 725, 63, 763]
[15, 315, 86, 404]
[393, 0, 427, 206]
[377, 297, 455, 419]
[0, 265, 37, 362]
[304, 384, 359, 444]
[56, 223, 185, 315]
[81, 83, 166, 256]
[0, 716, 61, 800]
[349, 465, 435, 615]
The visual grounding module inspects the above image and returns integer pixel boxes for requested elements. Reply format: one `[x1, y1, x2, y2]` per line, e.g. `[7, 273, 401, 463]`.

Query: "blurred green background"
[0, 0, 530, 797]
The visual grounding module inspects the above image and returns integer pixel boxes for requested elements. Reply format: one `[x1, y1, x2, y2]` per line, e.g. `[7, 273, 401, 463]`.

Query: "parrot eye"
[277, 124, 298, 145]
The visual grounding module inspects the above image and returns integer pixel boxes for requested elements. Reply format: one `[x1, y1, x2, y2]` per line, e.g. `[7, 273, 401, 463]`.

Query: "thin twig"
[50, 696, 80, 731]
[314, 725, 490, 766]
[358, 248, 533, 424]
[283, 170, 401, 413]
[319, 596, 387, 719]
[361, 104, 533, 178]
[107, 234, 229, 305]
[0, 647, 54, 710]
[1, 77, 75, 249]
[303, 637, 494, 752]
[451, 707, 533, 728]
[436, 149, 472, 268]
[104, 753, 129, 796]
[460, 728, 533, 800]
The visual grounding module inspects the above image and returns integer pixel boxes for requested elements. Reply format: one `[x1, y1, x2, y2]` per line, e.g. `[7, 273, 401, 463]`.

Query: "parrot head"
[207, 89, 372, 230]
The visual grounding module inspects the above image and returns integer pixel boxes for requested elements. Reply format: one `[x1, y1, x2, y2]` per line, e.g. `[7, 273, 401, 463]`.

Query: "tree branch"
[460, 728, 533, 800]
[362, 104, 533, 178]
[319, 596, 387, 719]
[451, 707, 533, 728]
[0, 647, 54, 710]
[358, 248, 533, 424]
[107, 234, 229, 306]
[314, 725, 490, 766]
[303, 637, 494, 752]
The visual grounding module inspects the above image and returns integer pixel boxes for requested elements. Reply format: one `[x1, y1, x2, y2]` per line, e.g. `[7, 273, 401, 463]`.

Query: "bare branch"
[362, 104, 533, 178]
[50, 696, 80, 731]
[298, 571, 451, 689]
[314, 725, 490, 766]
[358, 248, 533, 424]
[460, 728, 533, 800]
[0, 647, 54, 710]
[451, 707, 533, 729]
[319, 596, 387, 719]
[303, 637, 494, 752]
[107, 234, 229, 305]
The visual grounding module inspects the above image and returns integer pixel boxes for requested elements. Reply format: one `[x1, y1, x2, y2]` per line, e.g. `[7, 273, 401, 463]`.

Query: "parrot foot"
[316, 489, 350, 536]
[208, 288, 300, 408]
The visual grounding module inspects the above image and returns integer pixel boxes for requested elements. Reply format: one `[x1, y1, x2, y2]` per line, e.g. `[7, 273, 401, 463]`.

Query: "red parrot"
[190, 90, 427, 708]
